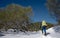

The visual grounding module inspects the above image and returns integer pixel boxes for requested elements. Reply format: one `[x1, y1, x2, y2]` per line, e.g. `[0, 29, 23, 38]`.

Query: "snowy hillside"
[0, 26, 60, 38]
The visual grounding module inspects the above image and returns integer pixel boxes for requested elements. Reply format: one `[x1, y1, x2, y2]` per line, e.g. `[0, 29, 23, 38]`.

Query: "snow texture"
[0, 26, 60, 38]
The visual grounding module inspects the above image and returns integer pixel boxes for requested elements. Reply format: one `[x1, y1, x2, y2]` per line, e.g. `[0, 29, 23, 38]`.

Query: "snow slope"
[0, 26, 60, 38]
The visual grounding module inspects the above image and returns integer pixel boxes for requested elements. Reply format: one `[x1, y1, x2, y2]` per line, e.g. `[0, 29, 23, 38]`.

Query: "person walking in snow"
[41, 20, 47, 35]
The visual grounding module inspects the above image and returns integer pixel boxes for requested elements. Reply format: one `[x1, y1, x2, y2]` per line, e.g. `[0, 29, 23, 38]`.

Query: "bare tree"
[46, 0, 60, 24]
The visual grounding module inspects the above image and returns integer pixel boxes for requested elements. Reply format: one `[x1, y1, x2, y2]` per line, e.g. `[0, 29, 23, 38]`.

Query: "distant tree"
[27, 22, 53, 31]
[27, 22, 41, 31]
[46, 0, 60, 24]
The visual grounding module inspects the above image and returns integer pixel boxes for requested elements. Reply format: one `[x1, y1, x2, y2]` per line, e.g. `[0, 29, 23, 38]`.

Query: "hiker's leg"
[44, 26, 46, 35]
[44, 29, 46, 35]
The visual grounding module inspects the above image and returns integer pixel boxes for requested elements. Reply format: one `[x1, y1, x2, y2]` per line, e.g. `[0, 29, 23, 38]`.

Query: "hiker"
[41, 20, 47, 35]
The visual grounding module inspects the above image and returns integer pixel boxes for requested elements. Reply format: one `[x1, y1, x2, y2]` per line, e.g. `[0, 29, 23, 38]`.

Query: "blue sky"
[0, 0, 57, 24]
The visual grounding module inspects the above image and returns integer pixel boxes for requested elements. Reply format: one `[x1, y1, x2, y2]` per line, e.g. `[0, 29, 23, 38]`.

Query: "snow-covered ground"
[0, 26, 60, 38]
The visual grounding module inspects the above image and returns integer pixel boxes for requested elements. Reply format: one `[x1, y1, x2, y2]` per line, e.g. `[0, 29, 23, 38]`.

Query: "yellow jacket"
[42, 20, 47, 26]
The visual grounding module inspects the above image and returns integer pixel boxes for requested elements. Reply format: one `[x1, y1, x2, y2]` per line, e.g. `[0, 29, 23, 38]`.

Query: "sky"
[0, 0, 57, 24]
